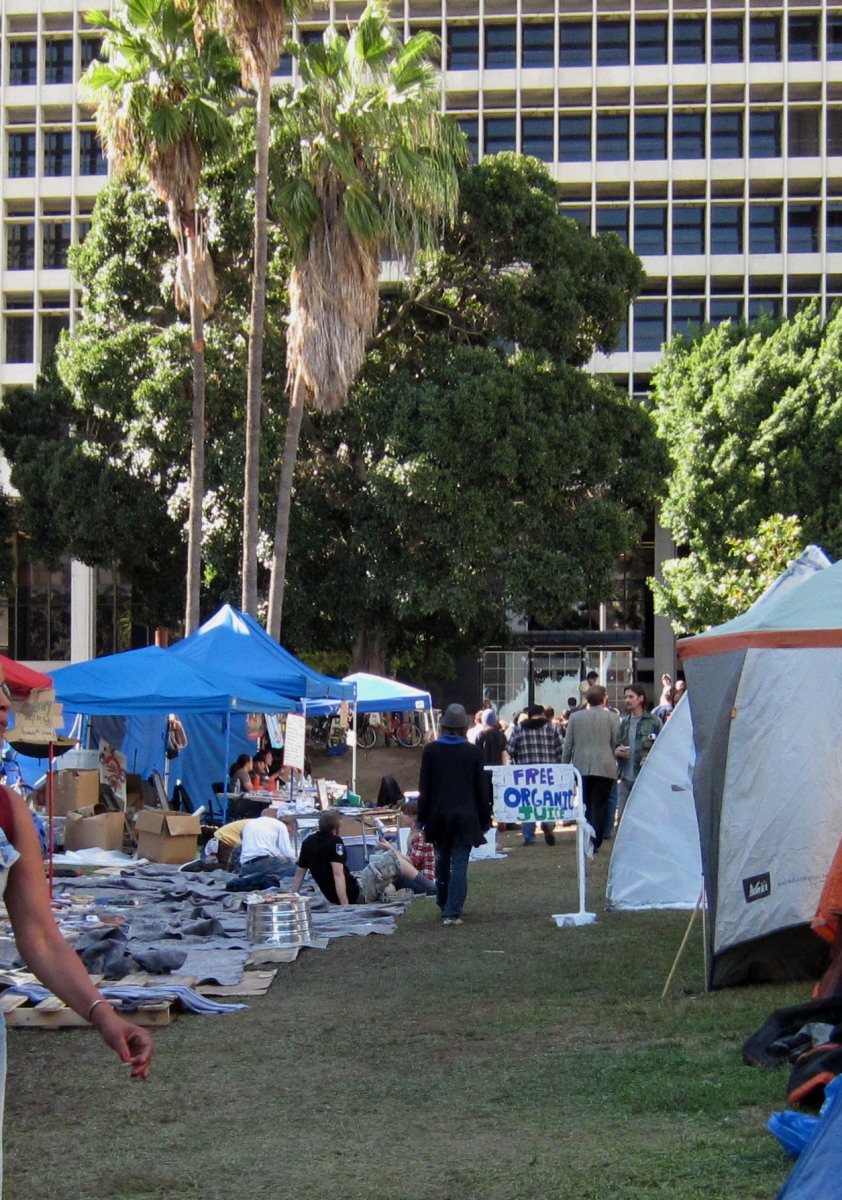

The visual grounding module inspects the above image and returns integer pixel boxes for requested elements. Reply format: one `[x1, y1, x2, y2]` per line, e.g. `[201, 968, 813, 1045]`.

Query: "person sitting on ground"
[288, 809, 435, 905]
[398, 799, 435, 881]
[238, 809, 297, 879]
[214, 818, 249, 870]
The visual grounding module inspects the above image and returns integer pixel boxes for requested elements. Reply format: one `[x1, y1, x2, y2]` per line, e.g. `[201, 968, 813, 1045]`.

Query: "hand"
[92, 1006, 153, 1079]
[615, 745, 630, 759]
[376, 837, 392, 850]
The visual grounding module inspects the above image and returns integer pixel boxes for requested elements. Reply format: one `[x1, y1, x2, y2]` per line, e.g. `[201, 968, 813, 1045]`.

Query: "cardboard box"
[54, 770, 101, 816]
[135, 810, 200, 864]
[64, 810, 125, 852]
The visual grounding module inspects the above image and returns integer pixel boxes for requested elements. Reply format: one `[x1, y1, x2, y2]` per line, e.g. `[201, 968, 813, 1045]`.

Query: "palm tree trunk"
[266, 365, 305, 639]
[241, 70, 271, 618]
[185, 235, 205, 636]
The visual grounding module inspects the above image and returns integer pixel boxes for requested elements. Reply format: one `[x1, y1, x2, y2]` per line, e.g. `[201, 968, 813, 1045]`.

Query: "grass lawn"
[4, 822, 805, 1200]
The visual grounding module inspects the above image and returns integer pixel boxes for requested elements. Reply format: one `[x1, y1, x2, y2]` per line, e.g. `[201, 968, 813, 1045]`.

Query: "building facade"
[3, 0, 839, 672]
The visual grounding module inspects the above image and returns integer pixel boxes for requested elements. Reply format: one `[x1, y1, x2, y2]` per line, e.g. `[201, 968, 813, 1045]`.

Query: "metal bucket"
[246, 893, 313, 947]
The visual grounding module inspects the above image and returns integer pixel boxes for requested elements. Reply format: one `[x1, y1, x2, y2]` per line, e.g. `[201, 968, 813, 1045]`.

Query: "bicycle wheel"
[395, 721, 422, 749]
[357, 725, 377, 750]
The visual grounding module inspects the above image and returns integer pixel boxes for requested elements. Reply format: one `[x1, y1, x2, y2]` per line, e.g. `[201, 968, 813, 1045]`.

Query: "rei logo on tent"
[742, 873, 771, 903]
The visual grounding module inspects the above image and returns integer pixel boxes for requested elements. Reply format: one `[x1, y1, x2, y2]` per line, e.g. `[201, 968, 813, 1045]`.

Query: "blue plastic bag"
[768, 1074, 842, 1158]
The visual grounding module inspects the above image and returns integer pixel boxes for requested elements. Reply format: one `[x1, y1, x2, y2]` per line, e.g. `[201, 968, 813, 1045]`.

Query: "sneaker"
[543, 831, 556, 846]
[442, 917, 463, 926]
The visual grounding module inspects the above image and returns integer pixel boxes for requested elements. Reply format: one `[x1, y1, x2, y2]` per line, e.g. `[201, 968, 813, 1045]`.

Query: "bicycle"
[352, 713, 377, 751]
[380, 712, 422, 749]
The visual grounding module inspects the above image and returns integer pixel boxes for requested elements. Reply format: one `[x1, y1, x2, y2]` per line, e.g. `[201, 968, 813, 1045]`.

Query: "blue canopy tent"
[302, 672, 431, 716]
[52, 644, 297, 818]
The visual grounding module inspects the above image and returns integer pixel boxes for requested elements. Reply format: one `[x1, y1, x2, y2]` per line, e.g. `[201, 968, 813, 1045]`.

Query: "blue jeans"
[400, 871, 437, 896]
[434, 843, 471, 919]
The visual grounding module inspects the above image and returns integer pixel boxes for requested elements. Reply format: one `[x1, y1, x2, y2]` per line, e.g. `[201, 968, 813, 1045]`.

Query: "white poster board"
[283, 712, 306, 773]
[487, 762, 595, 927]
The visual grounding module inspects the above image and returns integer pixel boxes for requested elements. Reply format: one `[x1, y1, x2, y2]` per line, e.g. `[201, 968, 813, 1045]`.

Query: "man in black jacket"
[418, 703, 491, 926]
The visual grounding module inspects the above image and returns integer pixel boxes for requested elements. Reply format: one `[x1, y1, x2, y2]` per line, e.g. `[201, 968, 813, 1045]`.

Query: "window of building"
[710, 297, 743, 324]
[77, 217, 92, 244]
[789, 109, 820, 157]
[789, 14, 819, 61]
[79, 129, 107, 175]
[44, 38, 73, 84]
[521, 116, 553, 162]
[634, 300, 667, 350]
[563, 207, 591, 230]
[484, 117, 516, 156]
[789, 206, 820, 254]
[272, 52, 292, 76]
[749, 204, 781, 254]
[710, 111, 743, 158]
[710, 204, 743, 254]
[560, 21, 592, 68]
[634, 206, 667, 255]
[673, 18, 705, 64]
[635, 19, 667, 65]
[485, 24, 516, 70]
[447, 25, 479, 70]
[8, 133, 36, 178]
[596, 206, 629, 244]
[597, 21, 630, 66]
[80, 38, 102, 70]
[828, 111, 842, 157]
[42, 220, 72, 269]
[711, 17, 743, 63]
[41, 311, 69, 360]
[9, 40, 37, 85]
[672, 299, 704, 337]
[673, 112, 705, 159]
[750, 16, 781, 62]
[672, 206, 705, 255]
[635, 111, 667, 160]
[748, 296, 780, 321]
[96, 567, 133, 657]
[559, 113, 591, 161]
[750, 110, 781, 157]
[43, 131, 73, 176]
[6, 223, 35, 270]
[4, 313, 34, 363]
[613, 318, 628, 352]
[828, 205, 842, 252]
[596, 113, 629, 161]
[522, 23, 554, 69]
[829, 15, 842, 61]
[6, 549, 71, 661]
[458, 118, 478, 162]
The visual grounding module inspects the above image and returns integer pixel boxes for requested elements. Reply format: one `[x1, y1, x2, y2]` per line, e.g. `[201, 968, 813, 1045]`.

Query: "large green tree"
[266, 1, 467, 638]
[81, 0, 239, 632]
[652, 302, 842, 633]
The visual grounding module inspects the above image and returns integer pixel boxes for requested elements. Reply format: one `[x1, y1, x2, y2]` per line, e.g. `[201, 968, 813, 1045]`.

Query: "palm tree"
[82, 0, 240, 634]
[208, 0, 307, 619]
[266, 0, 467, 638]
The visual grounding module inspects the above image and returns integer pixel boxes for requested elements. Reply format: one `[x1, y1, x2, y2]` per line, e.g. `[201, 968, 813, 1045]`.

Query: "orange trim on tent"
[678, 628, 842, 659]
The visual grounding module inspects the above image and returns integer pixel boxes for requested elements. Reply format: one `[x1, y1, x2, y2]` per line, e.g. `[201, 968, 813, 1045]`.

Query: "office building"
[3, 0, 839, 672]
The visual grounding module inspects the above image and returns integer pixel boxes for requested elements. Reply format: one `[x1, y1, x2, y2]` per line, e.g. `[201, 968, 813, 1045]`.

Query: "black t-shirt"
[297, 831, 361, 905]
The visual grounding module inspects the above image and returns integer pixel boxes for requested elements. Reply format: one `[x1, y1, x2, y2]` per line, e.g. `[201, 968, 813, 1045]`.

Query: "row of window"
[5, 218, 90, 270]
[7, 130, 106, 178]
[566, 202, 838, 256]
[462, 107, 838, 163]
[376, 14, 842, 73]
[2, 36, 101, 85]
[3, 310, 69, 363]
[628, 295, 795, 350]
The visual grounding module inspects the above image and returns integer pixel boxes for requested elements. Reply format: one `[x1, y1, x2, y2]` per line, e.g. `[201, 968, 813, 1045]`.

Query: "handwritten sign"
[11, 687, 63, 743]
[489, 763, 580, 825]
[283, 713, 306, 773]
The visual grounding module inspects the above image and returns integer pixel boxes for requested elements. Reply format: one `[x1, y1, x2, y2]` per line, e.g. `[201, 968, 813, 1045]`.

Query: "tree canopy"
[651, 302, 842, 633]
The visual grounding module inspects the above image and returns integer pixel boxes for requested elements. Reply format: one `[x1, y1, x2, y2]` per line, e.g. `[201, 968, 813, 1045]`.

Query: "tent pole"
[351, 699, 357, 798]
[47, 741, 55, 900]
[222, 712, 231, 823]
[661, 884, 705, 999]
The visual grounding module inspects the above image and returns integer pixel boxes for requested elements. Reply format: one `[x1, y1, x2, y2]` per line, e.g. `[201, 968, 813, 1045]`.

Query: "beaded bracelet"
[87, 997, 111, 1022]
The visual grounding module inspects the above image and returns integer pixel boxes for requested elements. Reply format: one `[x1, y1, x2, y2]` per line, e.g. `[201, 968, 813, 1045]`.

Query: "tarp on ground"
[170, 605, 356, 706]
[680, 554, 842, 989]
[301, 671, 431, 716]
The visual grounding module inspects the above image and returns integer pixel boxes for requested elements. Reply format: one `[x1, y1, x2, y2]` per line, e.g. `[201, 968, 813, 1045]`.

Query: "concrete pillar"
[70, 560, 96, 663]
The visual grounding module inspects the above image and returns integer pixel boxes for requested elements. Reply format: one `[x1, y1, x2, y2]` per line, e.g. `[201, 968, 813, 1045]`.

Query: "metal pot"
[246, 893, 313, 947]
